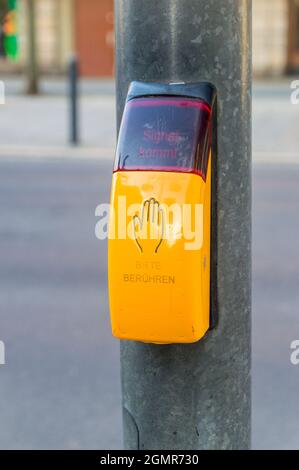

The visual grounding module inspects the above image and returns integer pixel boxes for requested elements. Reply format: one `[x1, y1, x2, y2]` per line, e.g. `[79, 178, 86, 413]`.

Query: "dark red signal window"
[114, 96, 212, 180]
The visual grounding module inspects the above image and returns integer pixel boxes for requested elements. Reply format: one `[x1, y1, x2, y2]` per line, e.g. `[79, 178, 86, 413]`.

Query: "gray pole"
[115, 0, 252, 450]
[68, 55, 79, 145]
[27, 0, 39, 95]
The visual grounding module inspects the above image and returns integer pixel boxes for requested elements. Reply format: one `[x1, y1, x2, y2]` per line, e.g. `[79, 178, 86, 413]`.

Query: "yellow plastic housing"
[108, 153, 212, 344]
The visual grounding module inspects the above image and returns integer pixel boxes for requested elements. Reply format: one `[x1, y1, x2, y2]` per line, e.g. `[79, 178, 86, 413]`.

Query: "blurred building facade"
[0, 0, 115, 76]
[253, 0, 299, 75]
[1, 0, 299, 77]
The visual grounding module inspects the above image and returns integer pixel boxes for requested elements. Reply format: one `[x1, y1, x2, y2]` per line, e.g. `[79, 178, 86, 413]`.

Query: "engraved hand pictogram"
[133, 198, 164, 254]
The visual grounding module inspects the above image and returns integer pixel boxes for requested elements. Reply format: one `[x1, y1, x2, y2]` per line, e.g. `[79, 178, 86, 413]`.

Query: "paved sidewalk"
[253, 79, 299, 164]
[0, 77, 116, 159]
[1, 77, 299, 164]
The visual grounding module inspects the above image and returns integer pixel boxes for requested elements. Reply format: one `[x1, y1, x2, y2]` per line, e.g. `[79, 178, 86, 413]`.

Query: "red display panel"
[114, 97, 212, 180]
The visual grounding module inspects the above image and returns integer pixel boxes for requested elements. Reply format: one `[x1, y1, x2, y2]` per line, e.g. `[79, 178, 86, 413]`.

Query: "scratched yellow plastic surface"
[108, 161, 211, 344]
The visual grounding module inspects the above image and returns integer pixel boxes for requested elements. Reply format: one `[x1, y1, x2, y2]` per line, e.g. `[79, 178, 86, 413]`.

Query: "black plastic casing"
[127, 81, 216, 107]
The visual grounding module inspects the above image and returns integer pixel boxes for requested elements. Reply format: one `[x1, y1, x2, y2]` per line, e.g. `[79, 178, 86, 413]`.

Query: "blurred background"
[0, 0, 299, 450]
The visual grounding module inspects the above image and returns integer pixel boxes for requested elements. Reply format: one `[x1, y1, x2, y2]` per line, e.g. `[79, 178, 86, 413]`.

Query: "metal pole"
[115, 0, 252, 450]
[27, 0, 38, 95]
[68, 55, 79, 145]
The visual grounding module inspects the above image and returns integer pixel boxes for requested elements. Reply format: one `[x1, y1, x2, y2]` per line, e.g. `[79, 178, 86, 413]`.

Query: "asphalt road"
[253, 164, 299, 449]
[0, 158, 121, 449]
[0, 156, 298, 449]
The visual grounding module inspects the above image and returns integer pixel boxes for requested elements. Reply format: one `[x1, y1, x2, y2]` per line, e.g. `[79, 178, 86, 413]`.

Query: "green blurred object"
[3, 0, 18, 60]
[4, 34, 17, 59]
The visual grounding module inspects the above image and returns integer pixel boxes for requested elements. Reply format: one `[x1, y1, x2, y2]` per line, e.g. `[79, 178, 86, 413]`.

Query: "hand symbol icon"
[133, 198, 165, 254]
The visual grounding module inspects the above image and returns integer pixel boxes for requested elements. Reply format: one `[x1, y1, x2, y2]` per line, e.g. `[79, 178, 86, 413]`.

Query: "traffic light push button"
[108, 81, 217, 344]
